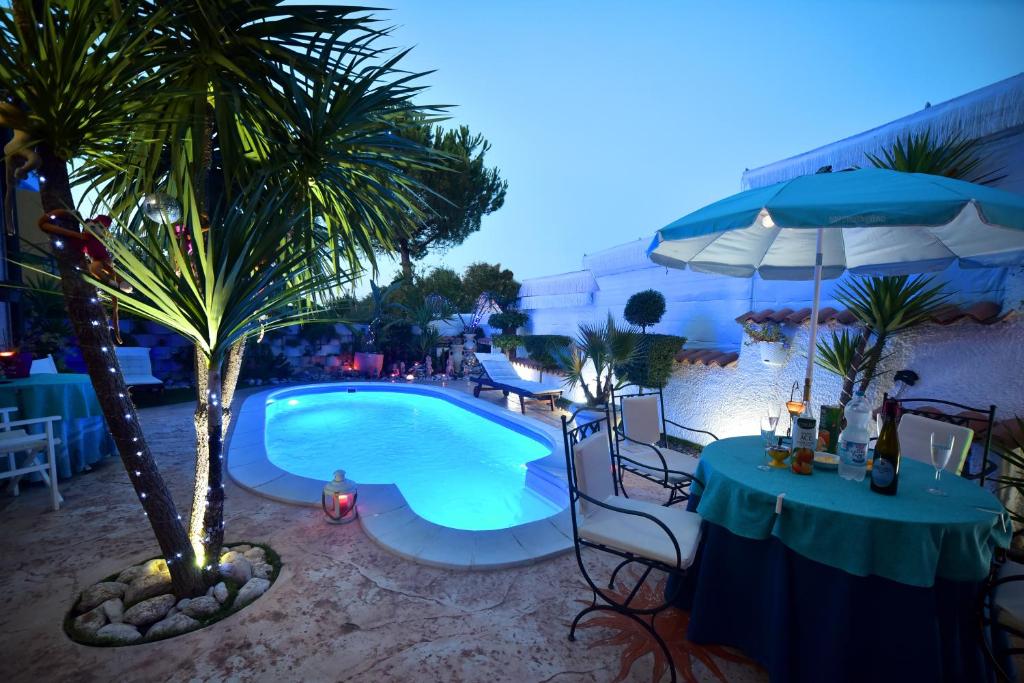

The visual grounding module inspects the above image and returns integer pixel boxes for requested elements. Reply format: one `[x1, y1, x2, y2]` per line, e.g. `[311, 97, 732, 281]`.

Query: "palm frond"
[866, 128, 1004, 185]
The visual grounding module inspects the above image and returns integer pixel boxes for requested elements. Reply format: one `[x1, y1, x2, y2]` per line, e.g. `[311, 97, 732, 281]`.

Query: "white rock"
[183, 595, 220, 618]
[124, 571, 171, 606]
[78, 582, 128, 612]
[99, 598, 124, 624]
[252, 562, 273, 580]
[123, 593, 176, 627]
[234, 577, 270, 608]
[213, 582, 229, 604]
[176, 598, 191, 611]
[219, 555, 253, 584]
[96, 623, 141, 644]
[242, 547, 265, 563]
[205, 586, 215, 598]
[146, 613, 199, 640]
[73, 606, 108, 637]
[232, 544, 252, 553]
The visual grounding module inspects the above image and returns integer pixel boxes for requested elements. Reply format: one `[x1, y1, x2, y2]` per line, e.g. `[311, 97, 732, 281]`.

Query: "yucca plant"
[555, 314, 639, 407]
[0, 0, 208, 596]
[73, 1, 441, 552]
[817, 275, 948, 406]
[93, 178, 354, 567]
[866, 129, 1003, 185]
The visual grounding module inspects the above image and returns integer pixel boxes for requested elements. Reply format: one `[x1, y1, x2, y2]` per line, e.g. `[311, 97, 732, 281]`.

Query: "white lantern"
[322, 470, 358, 524]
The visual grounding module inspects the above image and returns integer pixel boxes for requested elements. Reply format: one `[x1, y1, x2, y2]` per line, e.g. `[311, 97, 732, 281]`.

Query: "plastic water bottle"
[838, 391, 871, 481]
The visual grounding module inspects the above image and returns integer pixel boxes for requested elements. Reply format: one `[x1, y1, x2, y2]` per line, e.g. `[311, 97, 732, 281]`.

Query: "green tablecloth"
[693, 435, 1012, 587]
[0, 374, 117, 478]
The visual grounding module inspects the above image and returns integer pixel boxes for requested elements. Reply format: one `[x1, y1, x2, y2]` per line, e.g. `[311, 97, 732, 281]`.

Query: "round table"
[675, 435, 1011, 683]
[0, 374, 117, 478]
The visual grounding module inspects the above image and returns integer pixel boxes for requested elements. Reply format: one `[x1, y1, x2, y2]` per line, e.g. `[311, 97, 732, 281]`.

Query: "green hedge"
[522, 334, 572, 369]
[621, 333, 686, 388]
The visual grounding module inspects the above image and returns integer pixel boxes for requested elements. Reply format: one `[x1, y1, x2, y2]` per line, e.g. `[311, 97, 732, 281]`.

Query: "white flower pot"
[758, 341, 788, 366]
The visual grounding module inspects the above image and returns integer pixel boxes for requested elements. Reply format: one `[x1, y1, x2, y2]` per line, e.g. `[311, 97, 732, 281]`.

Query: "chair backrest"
[621, 395, 662, 445]
[113, 346, 154, 377]
[572, 432, 616, 516]
[898, 413, 974, 474]
[475, 352, 522, 383]
[30, 354, 58, 375]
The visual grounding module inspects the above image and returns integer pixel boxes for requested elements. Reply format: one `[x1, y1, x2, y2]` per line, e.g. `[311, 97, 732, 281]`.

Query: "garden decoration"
[37, 210, 133, 343]
[649, 167, 1024, 408]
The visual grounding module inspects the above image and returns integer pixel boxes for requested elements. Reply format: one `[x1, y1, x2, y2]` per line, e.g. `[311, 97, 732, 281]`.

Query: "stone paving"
[0, 381, 767, 683]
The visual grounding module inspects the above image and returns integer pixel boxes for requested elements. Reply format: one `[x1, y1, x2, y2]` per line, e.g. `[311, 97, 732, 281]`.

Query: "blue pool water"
[264, 389, 563, 530]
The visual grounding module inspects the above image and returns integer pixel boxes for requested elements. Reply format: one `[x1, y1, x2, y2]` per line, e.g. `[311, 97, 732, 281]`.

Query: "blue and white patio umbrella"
[647, 168, 1024, 402]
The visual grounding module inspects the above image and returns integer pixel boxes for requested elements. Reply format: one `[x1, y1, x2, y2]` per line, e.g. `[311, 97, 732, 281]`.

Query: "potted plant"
[487, 309, 529, 358]
[743, 321, 788, 366]
[353, 280, 403, 378]
[554, 314, 638, 427]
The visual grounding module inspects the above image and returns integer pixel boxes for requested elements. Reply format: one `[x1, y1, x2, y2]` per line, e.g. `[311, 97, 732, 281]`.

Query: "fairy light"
[135, 451, 142, 457]
[91, 320, 99, 326]
[54, 239, 64, 249]
[134, 470, 140, 476]
[140, 492, 147, 499]
[100, 346, 108, 352]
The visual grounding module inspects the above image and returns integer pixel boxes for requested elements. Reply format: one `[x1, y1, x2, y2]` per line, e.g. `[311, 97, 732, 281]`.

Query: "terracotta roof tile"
[736, 301, 1008, 327]
[675, 349, 739, 368]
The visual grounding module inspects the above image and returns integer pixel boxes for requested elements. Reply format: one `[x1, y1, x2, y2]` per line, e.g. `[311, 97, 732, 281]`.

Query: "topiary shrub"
[488, 310, 530, 335]
[522, 334, 572, 369]
[620, 333, 686, 388]
[624, 290, 666, 332]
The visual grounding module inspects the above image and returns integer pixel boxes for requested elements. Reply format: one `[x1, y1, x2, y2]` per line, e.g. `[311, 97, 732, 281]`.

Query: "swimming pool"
[263, 387, 565, 531]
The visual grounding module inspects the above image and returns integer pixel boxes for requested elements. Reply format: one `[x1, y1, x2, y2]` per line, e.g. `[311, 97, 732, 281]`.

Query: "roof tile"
[737, 302, 1007, 327]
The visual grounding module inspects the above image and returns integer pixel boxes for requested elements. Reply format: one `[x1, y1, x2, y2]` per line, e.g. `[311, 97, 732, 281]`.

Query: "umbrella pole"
[803, 227, 824, 404]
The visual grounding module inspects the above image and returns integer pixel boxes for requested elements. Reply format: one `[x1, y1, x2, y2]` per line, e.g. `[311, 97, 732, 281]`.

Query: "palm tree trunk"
[37, 149, 204, 597]
[399, 239, 413, 279]
[200, 363, 226, 566]
[839, 332, 868, 406]
[188, 341, 244, 555]
[858, 330, 889, 395]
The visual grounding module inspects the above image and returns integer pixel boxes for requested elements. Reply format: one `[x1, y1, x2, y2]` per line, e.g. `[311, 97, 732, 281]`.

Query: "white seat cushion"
[617, 441, 698, 482]
[579, 495, 703, 568]
[622, 395, 662, 445]
[0, 429, 57, 452]
[898, 413, 973, 474]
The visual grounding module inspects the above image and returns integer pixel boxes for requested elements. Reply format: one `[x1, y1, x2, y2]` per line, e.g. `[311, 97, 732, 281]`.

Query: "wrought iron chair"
[883, 393, 997, 485]
[562, 411, 704, 683]
[979, 532, 1024, 682]
[609, 383, 717, 506]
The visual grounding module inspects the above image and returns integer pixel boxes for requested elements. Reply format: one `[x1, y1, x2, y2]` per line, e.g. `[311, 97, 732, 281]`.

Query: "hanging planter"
[743, 321, 788, 367]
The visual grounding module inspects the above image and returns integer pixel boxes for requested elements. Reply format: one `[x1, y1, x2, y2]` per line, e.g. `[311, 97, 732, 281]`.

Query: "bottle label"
[872, 459, 895, 487]
[840, 441, 867, 466]
[794, 418, 817, 451]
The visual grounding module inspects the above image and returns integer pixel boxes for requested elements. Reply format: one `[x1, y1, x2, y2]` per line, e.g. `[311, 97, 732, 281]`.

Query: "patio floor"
[0, 380, 767, 683]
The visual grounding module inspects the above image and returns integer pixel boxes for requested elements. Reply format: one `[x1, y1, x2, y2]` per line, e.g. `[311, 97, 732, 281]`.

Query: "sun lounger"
[471, 352, 562, 414]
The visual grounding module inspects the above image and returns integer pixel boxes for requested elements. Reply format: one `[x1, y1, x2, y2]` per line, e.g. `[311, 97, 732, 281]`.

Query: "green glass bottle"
[870, 399, 901, 495]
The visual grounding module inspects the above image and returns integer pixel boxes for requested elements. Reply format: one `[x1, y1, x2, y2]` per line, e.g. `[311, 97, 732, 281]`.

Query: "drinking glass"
[927, 432, 955, 496]
[758, 414, 780, 471]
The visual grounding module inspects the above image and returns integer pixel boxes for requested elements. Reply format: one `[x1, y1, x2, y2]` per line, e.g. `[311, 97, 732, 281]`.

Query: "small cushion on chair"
[618, 441, 698, 482]
[621, 395, 662, 445]
[994, 560, 1024, 632]
[579, 495, 702, 568]
[573, 433, 615, 516]
[0, 430, 50, 452]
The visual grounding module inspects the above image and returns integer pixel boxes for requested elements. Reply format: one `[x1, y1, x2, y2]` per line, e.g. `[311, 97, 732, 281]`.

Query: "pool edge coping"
[226, 382, 573, 569]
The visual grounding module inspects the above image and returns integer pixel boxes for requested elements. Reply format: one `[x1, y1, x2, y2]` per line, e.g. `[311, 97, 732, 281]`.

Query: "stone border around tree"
[64, 542, 281, 646]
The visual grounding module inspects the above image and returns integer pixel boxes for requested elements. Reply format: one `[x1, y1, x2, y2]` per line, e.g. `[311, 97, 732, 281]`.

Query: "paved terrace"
[0, 379, 766, 683]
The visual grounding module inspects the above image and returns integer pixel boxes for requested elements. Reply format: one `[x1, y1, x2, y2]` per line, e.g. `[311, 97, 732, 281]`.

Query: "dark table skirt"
[671, 520, 992, 683]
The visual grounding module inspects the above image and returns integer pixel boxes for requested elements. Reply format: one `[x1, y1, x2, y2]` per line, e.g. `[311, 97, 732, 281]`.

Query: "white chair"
[30, 354, 58, 374]
[112, 346, 163, 387]
[609, 384, 717, 506]
[897, 413, 974, 475]
[562, 413, 702, 683]
[0, 407, 62, 511]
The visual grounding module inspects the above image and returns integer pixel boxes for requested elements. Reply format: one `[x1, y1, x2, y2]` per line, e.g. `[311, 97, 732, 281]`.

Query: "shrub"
[522, 334, 572, 369]
[743, 321, 784, 344]
[488, 310, 529, 334]
[624, 290, 666, 332]
[620, 334, 686, 388]
[492, 334, 521, 352]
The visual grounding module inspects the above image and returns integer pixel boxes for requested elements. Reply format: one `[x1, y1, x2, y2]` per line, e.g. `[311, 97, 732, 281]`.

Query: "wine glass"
[758, 413, 780, 470]
[927, 432, 955, 496]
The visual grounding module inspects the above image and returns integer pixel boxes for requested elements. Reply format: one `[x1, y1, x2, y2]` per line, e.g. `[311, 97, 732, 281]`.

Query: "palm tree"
[865, 129, 1003, 185]
[1, 0, 206, 596]
[95, 178, 351, 566]
[555, 314, 638, 407]
[74, 2, 440, 554]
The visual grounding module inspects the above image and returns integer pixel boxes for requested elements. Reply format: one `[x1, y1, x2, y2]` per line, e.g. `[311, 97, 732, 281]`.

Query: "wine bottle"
[870, 399, 901, 495]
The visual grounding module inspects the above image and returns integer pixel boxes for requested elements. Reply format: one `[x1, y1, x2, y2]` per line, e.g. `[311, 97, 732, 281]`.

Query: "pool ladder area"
[525, 460, 569, 507]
